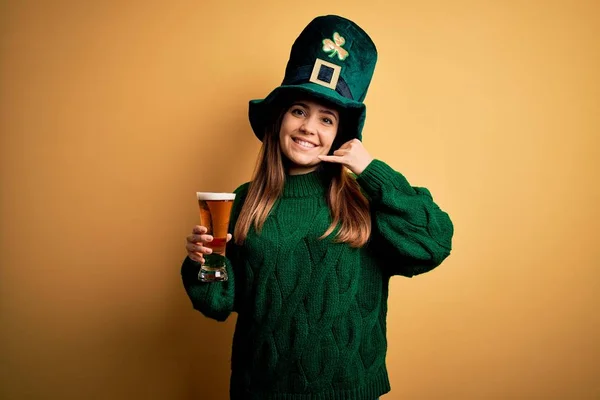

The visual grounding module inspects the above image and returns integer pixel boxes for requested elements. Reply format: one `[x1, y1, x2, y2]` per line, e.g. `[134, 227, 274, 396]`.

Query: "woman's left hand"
[318, 139, 373, 175]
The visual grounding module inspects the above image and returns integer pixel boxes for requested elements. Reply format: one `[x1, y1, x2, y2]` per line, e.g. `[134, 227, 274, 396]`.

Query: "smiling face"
[278, 99, 340, 175]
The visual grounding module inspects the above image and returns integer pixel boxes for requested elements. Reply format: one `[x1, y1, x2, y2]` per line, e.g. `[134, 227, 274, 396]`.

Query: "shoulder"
[233, 182, 251, 196]
[228, 182, 251, 221]
[232, 182, 251, 209]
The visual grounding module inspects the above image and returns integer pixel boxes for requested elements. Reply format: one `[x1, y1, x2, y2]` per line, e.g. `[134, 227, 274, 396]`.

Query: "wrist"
[352, 157, 373, 175]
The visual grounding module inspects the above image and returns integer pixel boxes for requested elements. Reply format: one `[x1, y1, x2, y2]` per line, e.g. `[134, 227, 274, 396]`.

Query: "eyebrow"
[293, 102, 339, 120]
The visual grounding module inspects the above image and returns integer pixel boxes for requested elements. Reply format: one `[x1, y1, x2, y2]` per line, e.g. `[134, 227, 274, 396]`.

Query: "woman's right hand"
[186, 225, 232, 264]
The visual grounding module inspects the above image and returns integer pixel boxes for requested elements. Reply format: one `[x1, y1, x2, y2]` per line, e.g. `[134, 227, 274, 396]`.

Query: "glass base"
[198, 265, 228, 282]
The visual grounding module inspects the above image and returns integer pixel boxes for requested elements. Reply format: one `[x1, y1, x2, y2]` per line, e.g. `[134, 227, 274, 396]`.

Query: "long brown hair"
[234, 102, 371, 248]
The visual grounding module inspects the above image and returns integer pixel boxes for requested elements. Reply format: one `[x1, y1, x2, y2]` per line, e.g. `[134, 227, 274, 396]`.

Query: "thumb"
[226, 233, 232, 242]
[318, 154, 344, 163]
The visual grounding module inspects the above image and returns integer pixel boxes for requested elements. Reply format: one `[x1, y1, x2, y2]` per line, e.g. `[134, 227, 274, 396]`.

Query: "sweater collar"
[282, 169, 328, 198]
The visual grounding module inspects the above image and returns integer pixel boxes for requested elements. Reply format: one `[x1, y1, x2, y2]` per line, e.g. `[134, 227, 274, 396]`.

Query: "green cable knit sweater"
[181, 159, 454, 400]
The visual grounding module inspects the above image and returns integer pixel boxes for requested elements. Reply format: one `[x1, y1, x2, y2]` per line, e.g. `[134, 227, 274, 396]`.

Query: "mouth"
[292, 137, 318, 149]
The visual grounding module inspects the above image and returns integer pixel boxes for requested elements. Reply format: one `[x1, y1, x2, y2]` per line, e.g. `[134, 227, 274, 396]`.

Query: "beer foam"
[196, 192, 236, 201]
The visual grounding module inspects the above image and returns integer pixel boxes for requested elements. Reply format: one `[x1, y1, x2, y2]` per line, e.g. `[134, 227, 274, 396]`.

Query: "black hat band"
[283, 62, 354, 100]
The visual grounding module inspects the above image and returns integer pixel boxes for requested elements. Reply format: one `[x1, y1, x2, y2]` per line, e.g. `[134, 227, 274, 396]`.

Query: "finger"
[226, 233, 232, 242]
[196, 244, 213, 254]
[192, 225, 207, 234]
[318, 155, 344, 163]
[199, 234, 213, 243]
[186, 234, 213, 244]
[332, 148, 349, 156]
[189, 252, 205, 264]
[339, 139, 360, 149]
[337, 140, 353, 150]
[186, 243, 213, 254]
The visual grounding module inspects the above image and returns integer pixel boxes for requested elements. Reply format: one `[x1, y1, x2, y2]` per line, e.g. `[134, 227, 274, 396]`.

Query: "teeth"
[294, 138, 316, 148]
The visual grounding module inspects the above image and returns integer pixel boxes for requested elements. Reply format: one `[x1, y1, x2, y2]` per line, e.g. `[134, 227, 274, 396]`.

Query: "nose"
[300, 116, 318, 135]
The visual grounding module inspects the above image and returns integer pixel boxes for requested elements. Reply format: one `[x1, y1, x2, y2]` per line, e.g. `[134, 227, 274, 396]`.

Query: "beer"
[196, 192, 236, 282]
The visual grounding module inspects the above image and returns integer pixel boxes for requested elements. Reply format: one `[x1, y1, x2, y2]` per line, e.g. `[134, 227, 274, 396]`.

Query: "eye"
[322, 117, 333, 125]
[290, 107, 306, 116]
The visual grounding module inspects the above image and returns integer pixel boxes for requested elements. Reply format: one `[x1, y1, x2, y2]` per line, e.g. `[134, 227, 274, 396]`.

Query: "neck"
[286, 165, 319, 175]
[282, 167, 328, 197]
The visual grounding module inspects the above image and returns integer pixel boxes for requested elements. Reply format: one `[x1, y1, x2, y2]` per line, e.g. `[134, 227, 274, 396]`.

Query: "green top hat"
[248, 15, 377, 142]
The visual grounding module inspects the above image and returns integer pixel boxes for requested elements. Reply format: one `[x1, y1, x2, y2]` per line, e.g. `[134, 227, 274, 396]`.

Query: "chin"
[284, 150, 310, 164]
[291, 158, 316, 168]
[284, 154, 317, 168]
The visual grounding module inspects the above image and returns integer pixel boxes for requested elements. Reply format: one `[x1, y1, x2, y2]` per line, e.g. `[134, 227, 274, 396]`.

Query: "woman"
[182, 14, 454, 400]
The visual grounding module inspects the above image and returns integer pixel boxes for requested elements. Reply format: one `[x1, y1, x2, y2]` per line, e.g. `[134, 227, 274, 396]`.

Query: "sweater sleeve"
[181, 254, 236, 321]
[180, 182, 249, 321]
[356, 159, 454, 277]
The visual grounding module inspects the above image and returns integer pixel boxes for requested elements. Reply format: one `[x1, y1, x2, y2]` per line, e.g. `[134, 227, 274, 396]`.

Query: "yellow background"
[1, 1, 599, 399]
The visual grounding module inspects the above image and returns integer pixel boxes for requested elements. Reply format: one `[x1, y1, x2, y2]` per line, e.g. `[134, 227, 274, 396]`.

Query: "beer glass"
[196, 192, 236, 282]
